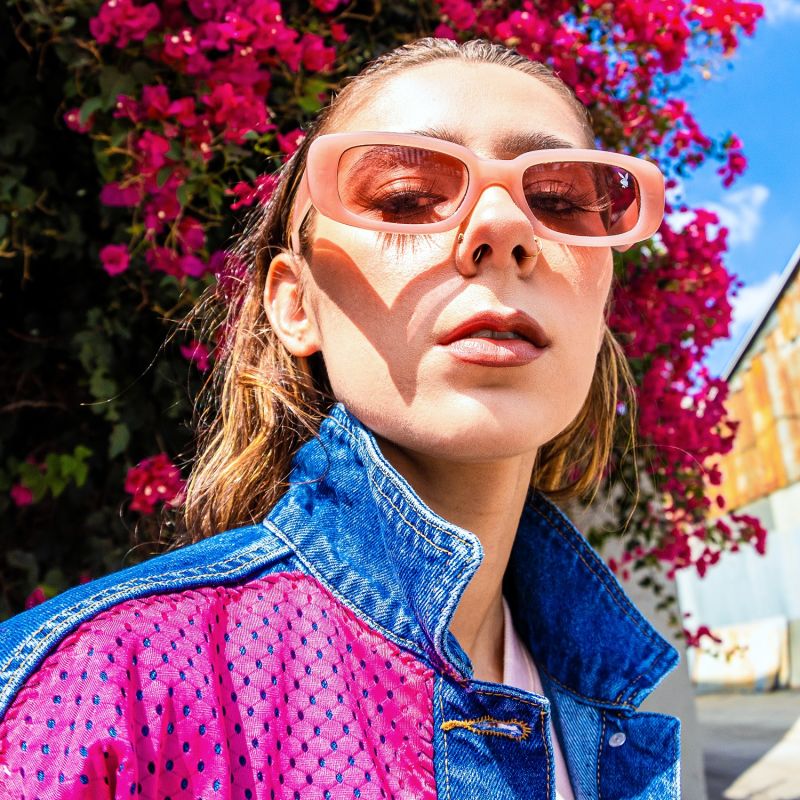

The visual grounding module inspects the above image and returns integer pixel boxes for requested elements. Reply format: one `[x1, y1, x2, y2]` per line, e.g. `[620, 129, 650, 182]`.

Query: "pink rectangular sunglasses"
[290, 131, 665, 252]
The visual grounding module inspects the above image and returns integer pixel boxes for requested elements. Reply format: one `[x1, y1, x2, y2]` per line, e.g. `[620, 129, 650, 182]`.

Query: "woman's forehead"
[335, 60, 589, 152]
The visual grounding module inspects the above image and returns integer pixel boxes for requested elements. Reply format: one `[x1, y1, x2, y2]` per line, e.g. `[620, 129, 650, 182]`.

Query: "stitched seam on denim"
[532, 502, 673, 701]
[597, 710, 606, 800]
[541, 708, 552, 800]
[436, 560, 476, 677]
[369, 480, 453, 556]
[330, 419, 475, 549]
[472, 688, 546, 708]
[263, 520, 428, 661]
[437, 679, 452, 800]
[533, 503, 662, 649]
[531, 664, 635, 711]
[327, 417, 481, 680]
[611, 624, 681, 705]
[440, 715, 531, 741]
[0, 537, 290, 715]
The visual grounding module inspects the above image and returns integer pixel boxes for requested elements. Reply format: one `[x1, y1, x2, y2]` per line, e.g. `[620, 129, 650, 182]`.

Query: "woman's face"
[274, 60, 612, 464]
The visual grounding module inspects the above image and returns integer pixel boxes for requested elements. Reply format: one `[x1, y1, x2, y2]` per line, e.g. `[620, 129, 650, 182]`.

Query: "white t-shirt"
[502, 598, 575, 800]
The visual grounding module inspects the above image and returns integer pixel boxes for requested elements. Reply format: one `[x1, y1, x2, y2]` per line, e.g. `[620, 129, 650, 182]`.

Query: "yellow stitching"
[438, 681, 452, 800]
[532, 504, 661, 647]
[597, 710, 606, 800]
[536, 665, 635, 711]
[370, 480, 453, 556]
[473, 688, 545, 708]
[440, 715, 531, 741]
[331, 420, 475, 547]
[541, 708, 551, 799]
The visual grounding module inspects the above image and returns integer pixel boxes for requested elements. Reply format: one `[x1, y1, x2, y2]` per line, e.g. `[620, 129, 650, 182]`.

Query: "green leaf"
[89, 370, 117, 402]
[176, 182, 192, 207]
[98, 67, 136, 108]
[74, 445, 92, 461]
[156, 166, 173, 188]
[108, 423, 130, 458]
[79, 96, 103, 125]
[14, 185, 37, 210]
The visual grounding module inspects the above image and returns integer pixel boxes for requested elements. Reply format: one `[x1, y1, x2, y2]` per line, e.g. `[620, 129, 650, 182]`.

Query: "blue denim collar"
[266, 403, 677, 710]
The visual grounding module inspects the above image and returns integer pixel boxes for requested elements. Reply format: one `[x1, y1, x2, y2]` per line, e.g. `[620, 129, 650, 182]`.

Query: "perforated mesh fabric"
[0, 573, 436, 799]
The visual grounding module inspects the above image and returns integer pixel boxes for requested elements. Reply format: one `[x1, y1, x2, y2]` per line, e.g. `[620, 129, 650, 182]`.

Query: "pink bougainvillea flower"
[178, 253, 208, 278]
[227, 173, 277, 210]
[329, 22, 349, 43]
[311, 0, 347, 12]
[300, 33, 336, 72]
[100, 181, 141, 207]
[433, 23, 457, 40]
[89, 0, 161, 49]
[167, 96, 198, 127]
[146, 246, 182, 277]
[141, 83, 171, 118]
[683, 625, 723, 648]
[276, 128, 305, 156]
[177, 215, 206, 252]
[439, 0, 477, 31]
[124, 453, 185, 514]
[63, 108, 93, 133]
[24, 587, 47, 610]
[99, 243, 131, 276]
[10, 483, 33, 507]
[113, 93, 140, 122]
[180, 339, 212, 372]
[135, 130, 172, 173]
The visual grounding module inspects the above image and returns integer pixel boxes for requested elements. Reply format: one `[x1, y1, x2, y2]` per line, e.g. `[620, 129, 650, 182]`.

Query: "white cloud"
[664, 184, 769, 247]
[705, 184, 770, 246]
[731, 271, 784, 333]
[761, 0, 800, 22]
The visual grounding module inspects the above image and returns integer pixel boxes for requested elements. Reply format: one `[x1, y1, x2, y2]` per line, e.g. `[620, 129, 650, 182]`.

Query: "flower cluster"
[8, 0, 768, 630]
[124, 453, 185, 514]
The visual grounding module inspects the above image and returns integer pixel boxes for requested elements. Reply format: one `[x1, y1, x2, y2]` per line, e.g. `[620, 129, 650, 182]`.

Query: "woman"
[0, 39, 679, 799]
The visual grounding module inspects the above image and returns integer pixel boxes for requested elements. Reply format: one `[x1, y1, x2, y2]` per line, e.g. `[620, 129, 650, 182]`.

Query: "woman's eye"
[353, 180, 449, 222]
[377, 190, 443, 218]
[525, 184, 607, 217]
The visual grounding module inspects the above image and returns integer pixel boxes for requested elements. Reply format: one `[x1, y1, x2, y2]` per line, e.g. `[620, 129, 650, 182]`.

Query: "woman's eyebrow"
[497, 131, 577, 154]
[410, 128, 578, 155]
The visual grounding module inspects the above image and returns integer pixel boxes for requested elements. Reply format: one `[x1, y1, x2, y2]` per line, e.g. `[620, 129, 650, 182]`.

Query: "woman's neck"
[374, 436, 536, 683]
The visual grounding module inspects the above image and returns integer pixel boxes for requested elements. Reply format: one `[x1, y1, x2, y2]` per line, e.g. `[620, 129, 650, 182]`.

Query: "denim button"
[609, 732, 626, 748]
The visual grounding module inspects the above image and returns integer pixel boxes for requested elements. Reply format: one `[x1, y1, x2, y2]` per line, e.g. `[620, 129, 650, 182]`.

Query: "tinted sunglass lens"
[522, 161, 641, 237]
[337, 145, 468, 225]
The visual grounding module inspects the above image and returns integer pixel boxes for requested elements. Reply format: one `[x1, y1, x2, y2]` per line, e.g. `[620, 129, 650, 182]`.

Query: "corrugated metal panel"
[715, 273, 800, 509]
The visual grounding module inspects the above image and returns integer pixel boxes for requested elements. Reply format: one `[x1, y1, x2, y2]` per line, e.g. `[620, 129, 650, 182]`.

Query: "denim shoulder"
[0, 522, 292, 722]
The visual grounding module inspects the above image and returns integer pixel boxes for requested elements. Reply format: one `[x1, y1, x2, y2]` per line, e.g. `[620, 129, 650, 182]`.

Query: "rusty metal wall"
[717, 274, 800, 509]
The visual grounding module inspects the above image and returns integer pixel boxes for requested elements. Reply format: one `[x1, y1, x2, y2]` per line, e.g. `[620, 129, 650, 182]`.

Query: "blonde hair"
[181, 38, 637, 542]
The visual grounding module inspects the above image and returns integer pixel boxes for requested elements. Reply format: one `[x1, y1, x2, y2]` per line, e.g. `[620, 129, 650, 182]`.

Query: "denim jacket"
[0, 404, 680, 799]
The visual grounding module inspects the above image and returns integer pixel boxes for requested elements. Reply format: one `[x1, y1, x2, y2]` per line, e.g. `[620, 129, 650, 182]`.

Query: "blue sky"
[669, 0, 800, 375]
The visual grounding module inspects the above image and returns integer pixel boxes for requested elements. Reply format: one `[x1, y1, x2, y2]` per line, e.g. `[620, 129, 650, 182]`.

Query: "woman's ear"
[264, 251, 322, 357]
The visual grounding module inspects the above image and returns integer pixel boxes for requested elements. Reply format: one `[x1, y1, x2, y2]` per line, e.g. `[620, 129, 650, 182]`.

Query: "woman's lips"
[437, 311, 550, 367]
[442, 336, 546, 367]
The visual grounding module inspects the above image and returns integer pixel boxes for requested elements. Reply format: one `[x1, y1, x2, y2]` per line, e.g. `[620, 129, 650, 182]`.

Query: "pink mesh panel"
[0, 573, 436, 799]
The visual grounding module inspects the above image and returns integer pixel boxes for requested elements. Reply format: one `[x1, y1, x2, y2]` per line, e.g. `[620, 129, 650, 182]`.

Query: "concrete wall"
[716, 269, 800, 509]
[676, 483, 800, 691]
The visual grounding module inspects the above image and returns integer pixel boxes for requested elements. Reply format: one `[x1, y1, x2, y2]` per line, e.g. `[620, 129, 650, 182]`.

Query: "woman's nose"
[455, 185, 541, 279]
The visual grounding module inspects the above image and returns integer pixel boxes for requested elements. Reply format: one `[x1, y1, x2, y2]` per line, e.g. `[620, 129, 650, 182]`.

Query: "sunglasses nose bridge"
[463, 157, 532, 225]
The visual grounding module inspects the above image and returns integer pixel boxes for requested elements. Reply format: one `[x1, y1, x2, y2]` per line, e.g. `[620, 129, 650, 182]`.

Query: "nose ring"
[457, 233, 464, 244]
